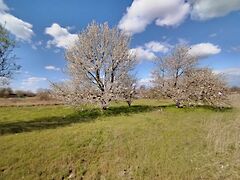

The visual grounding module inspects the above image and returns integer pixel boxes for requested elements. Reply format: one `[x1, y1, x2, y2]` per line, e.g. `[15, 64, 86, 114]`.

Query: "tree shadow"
[198, 105, 232, 112]
[0, 104, 230, 135]
[0, 105, 166, 135]
[181, 105, 233, 112]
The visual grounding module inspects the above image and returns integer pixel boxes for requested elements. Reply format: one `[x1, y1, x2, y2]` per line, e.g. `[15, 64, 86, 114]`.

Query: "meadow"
[0, 96, 239, 179]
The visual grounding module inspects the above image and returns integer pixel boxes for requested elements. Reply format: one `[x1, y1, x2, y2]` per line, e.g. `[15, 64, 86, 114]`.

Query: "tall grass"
[202, 114, 240, 179]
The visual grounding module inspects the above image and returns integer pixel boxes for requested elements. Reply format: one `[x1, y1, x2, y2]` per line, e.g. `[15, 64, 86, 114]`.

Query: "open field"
[0, 97, 239, 179]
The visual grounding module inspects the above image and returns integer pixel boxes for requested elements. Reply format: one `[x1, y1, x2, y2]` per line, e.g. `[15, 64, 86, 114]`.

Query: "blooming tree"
[118, 75, 137, 107]
[52, 22, 136, 109]
[152, 44, 228, 107]
[0, 25, 20, 86]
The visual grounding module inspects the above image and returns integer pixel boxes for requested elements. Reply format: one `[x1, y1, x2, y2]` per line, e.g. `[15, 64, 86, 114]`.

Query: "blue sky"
[0, 0, 240, 91]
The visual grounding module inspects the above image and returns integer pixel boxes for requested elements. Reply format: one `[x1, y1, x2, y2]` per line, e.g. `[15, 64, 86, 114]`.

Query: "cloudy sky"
[1, 0, 240, 91]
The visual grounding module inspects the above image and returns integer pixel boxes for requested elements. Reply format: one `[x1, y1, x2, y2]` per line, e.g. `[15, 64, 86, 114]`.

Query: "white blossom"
[51, 22, 136, 109]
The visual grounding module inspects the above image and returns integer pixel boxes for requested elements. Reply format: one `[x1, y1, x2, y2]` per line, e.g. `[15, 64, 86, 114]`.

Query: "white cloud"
[138, 77, 153, 87]
[19, 77, 48, 92]
[131, 41, 171, 61]
[232, 46, 240, 52]
[214, 68, 240, 86]
[191, 0, 240, 20]
[0, 0, 8, 11]
[45, 65, 61, 71]
[214, 68, 240, 76]
[0, 0, 34, 41]
[145, 41, 170, 53]
[189, 43, 221, 58]
[132, 41, 220, 60]
[118, 0, 190, 34]
[119, 0, 240, 35]
[45, 23, 78, 49]
[162, 36, 167, 40]
[209, 33, 217, 38]
[31, 40, 43, 50]
[177, 38, 189, 44]
[131, 47, 157, 61]
[66, 26, 75, 31]
[22, 77, 47, 86]
[31, 45, 37, 50]
[54, 49, 61, 53]
[155, 2, 190, 27]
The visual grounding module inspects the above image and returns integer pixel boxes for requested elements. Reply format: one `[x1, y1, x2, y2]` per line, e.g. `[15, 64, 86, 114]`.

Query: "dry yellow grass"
[200, 94, 240, 179]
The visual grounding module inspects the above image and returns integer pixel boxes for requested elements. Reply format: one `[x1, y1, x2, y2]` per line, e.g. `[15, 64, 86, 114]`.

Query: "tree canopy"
[52, 22, 136, 109]
[0, 24, 20, 85]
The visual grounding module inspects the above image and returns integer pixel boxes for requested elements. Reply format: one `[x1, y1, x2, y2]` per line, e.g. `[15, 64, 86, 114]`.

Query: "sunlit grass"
[0, 98, 239, 179]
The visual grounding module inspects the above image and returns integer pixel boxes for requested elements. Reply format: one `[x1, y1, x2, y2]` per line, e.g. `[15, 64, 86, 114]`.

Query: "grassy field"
[0, 97, 239, 179]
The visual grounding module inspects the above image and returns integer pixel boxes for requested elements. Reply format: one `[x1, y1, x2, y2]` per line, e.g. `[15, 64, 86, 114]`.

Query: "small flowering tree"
[0, 25, 20, 86]
[152, 44, 228, 107]
[118, 75, 137, 107]
[178, 68, 228, 107]
[52, 22, 136, 109]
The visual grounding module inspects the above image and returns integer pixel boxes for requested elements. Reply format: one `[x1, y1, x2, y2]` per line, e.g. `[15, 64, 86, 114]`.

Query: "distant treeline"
[230, 86, 240, 93]
[0, 88, 52, 100]
[0, 88, 35, 98]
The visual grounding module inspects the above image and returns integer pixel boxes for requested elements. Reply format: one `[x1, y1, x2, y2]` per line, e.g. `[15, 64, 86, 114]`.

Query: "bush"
[36, 89, 52, 101]
[0, 88, 14, 98]
[15, 90, 35, 98]
[230, 86, 240, 93]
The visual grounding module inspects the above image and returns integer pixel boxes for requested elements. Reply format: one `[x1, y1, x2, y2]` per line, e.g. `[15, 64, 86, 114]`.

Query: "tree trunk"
[102, 106, 107, 110]
[100, 99, 108, 110]
[176, 100, 182, 108]
[127, 100, 131, 107]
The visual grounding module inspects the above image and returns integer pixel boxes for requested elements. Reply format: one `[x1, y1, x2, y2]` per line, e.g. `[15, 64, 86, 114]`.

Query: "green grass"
[0, 99, 239, 179]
